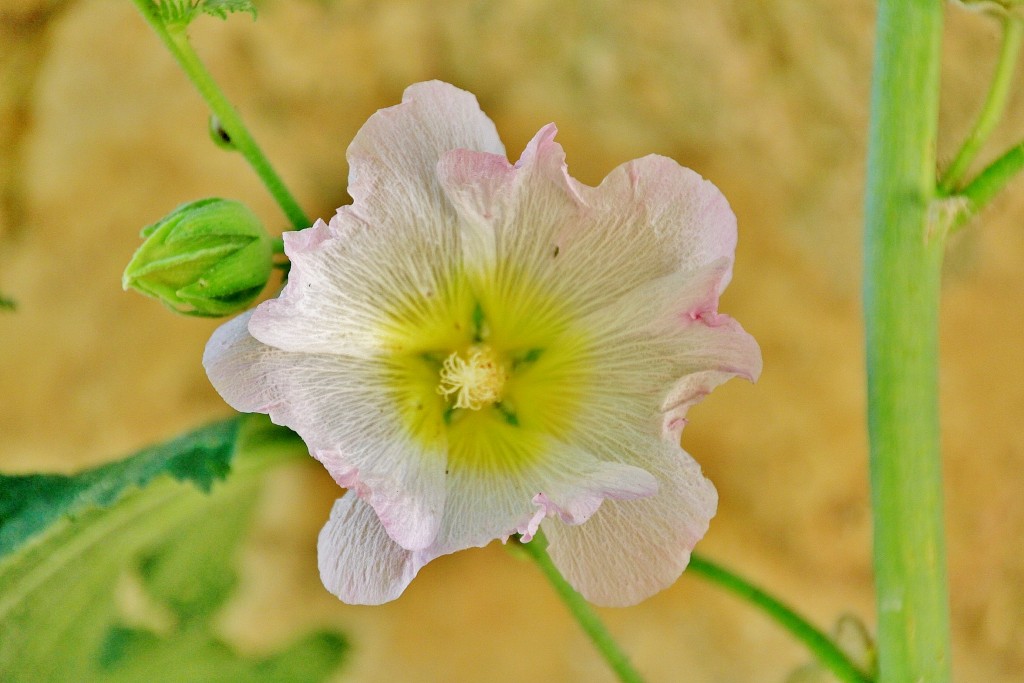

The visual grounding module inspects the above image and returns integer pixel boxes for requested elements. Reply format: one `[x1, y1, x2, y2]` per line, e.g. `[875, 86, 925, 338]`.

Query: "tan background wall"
[2, 1, 1023, 681]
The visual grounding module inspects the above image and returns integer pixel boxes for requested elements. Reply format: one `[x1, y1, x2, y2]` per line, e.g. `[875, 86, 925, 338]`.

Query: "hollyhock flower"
[203, 81, 761, 606]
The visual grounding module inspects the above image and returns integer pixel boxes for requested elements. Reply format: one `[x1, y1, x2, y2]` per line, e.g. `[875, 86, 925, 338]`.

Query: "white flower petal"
[431, 437, 657, 551]
[246, 220, 376, 355]
[203, 310, 281, 414]
[432, 464, 540, 553]
[575, 260, 762, 443]
[203, 312, 447, 551]
[657, 319, 763, 438]
[309, 430, 446, 552]
[542, 442, 718, 607]
[435, 148, 514, 269]
[564, 154, 739, 311]
[438, 124, 580, 283]
[494, 125, 583, 277]
[248, 214, 470, 356]
[438, 128, 737, 320]
[318, 492, 431, 605]
[347, 80, 505, 229]
[579, 258, 736, 335]
[523, 447, 658, 541]
[248, 82, 504, 356]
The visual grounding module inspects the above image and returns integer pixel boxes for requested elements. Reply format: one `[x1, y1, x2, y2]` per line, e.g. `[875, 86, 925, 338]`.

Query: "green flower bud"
[208, 114, 236, 150]
[123, 198, 273, 317]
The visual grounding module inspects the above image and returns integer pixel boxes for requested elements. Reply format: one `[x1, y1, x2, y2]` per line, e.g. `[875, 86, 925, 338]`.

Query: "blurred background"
[2, 1, 1023, 680]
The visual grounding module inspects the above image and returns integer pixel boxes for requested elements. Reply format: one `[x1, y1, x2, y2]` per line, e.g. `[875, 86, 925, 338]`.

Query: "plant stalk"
[939, 15, 1023, 192]
[948, 138, 1024, 231]
[863, 1, 951, 682]
[517, 534, 645, 683]
[131, 0, 310, 230]
[687, 555, 873, 683]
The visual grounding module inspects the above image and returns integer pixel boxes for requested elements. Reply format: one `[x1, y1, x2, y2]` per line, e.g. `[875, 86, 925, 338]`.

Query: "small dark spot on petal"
[552, 245, 560, 257]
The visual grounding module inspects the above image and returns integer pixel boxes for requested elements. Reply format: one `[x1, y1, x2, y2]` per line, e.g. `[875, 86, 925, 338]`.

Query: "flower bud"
[208, 114, 236, 151]
[123, 198, 273, 317]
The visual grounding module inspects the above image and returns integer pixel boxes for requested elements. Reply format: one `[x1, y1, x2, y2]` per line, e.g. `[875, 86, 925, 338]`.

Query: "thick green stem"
[939, 16, 1023, 193]
[517, 534, 645, 683]
[863, 2, 951, 682]
[687, 555, 873, 683]
[130, 0, 310, 230]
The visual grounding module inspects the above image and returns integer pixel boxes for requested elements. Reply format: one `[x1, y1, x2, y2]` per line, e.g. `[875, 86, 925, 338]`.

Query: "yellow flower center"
[380, 267, 595, 472]
[436, 345, 507, 410]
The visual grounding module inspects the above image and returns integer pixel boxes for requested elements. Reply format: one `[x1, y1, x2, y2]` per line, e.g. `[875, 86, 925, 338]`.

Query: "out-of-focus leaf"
[200, 0, 257, 20]
[0, 419, 238, 558]
[150, 0, 256, 27]
[97, 626, 347, 683]
[0, 416, 347, 682]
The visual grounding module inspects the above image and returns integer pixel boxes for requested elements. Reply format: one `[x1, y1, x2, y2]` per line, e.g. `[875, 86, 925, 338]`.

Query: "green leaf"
[0, 419, 238, 559]
[152, 0, 200, 27]
[150, 0, 256, 28]
[135, 460, 258, 622]
[0, 416, 346, 682]
[97, 626, 347, 683]
[200, 0, 258, 20]
[0, 293, 14, 311]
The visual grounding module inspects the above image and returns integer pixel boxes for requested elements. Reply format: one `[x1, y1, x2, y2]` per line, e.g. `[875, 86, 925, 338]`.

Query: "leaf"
[152, 0, 200, 27]
[0, 416, 346, 683]
[0, 419, 238, 559]
[200, 0, 258, 20]
[0, 293, 14, 311]
[151, 0, 256, 28]
[96, 626, 347, 683]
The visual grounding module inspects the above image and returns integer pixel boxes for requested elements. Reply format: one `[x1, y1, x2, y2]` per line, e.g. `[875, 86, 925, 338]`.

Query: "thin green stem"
[864, 1, 950, 682]
[517, 534, 645, 683]
[687, 555, 873, 683]
[939, 16, 1023, 192]
[130, 0, 310, 230]
[947, 138, 1024, 231]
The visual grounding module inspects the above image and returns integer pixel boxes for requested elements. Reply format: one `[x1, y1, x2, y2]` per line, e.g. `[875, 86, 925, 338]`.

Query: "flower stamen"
[437, 345, 507, 410]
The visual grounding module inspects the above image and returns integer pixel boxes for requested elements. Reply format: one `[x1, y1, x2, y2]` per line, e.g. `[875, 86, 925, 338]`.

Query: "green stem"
[517, 533, 645, 683]
[947, 138, 1024, 231]
[687, 555, 873, 683]
[863, 2, 951, 682]
[939, 16, 1023, 192]
[130, 0, 310, 231]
